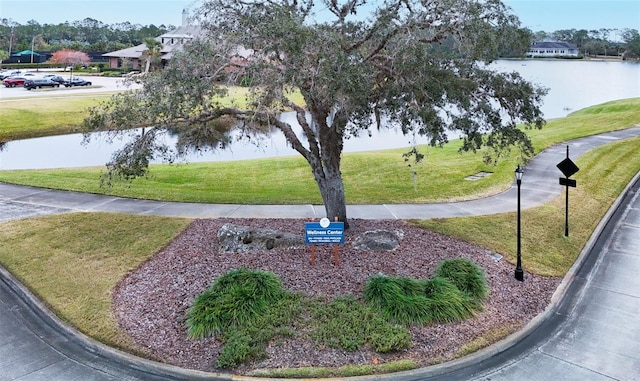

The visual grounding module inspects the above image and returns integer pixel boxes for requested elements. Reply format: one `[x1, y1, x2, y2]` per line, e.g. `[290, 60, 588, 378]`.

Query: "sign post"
[556, 146, 579, 237]
[305, 217, 344, 266]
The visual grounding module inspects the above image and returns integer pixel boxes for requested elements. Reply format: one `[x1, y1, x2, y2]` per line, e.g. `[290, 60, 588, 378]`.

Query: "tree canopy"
[0, 18, 173, 54]
[85, 0, 547, 226]
[48, 49, 90, 66]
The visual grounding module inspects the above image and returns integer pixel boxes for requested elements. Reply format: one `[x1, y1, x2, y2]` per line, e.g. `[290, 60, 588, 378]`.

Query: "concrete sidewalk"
[1, 126, 639, 221]
[1, 126, 640, 380]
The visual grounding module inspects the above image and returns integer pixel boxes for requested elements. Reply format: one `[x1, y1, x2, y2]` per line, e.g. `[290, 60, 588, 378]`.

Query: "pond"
[1, 59, 638, 170]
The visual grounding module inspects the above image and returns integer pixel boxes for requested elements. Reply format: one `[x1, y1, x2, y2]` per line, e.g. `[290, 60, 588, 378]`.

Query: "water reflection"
[0, 112, 415, 170]
[1, 60, 638, 170]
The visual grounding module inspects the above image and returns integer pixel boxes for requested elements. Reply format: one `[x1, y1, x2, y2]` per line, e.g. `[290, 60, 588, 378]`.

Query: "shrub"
[422, 277, 476, 322]
[216, 331, 260, 368]
[364, 258, 488, 325]
[186, 268, 284, 339]
[369, 324, 412, 352]
[435, 258, 489, 302]
[186, 268, 303, 368]
[312, 295, 411, 352]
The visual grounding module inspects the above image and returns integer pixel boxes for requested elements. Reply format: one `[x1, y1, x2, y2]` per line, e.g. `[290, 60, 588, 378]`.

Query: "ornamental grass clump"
[435, 258, 489, 307]
[364, 258, 488, 325]
[186, 268, 285, 339]
[422, 277, 476, 322]
[363, 275, 432, 324]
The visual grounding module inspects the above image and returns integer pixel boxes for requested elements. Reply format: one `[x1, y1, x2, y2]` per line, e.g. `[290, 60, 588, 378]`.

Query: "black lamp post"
[514, 165, 524, 281]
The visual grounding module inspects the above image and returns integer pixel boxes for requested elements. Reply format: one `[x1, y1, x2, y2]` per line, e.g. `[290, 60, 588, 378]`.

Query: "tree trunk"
[316, 173, 349, 229]
[276, 106, 350, 228]
[311, 115, 349, 228]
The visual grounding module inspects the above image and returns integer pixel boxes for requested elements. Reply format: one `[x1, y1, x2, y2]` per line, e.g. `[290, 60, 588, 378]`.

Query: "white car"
[0, 70, 24, 80]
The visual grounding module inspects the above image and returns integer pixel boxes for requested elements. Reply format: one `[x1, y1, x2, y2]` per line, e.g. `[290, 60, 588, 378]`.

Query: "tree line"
[1, 17, 639, 60]
[532, 28, 640, 58]
[0, 18, 174, 54]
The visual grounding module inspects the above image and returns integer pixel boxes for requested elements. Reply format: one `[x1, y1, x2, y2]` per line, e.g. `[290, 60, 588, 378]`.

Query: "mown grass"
[413, 136, 640, 277]
[1, 98, 638, 204]
[249, 359, 418, 378]
[0, 98, 639, 377]
[0, 135, 638, 376]
[0, 86, 303, 142]
[0, 212, 191, 349]
[0, 95, 110, 141]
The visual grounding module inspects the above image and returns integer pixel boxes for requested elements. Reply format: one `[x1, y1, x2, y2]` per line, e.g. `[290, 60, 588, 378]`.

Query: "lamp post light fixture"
[30, 35, 35, 64]
[514, 165, 524, 281]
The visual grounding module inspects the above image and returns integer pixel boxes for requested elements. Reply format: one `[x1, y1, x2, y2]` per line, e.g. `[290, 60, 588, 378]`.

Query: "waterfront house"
[526, 39, 580, 58]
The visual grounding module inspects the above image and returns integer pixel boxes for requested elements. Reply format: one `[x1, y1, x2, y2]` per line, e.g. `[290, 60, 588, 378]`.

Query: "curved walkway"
[1, 127, 640, 380]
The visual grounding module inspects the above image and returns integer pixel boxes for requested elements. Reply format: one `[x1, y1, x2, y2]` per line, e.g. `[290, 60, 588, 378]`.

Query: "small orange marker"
[373, 357, 379, 364]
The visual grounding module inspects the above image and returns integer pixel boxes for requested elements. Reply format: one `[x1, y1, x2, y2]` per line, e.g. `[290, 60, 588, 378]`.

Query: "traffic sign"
[557, 157, 579, 178]
[559, 177, 577, 187]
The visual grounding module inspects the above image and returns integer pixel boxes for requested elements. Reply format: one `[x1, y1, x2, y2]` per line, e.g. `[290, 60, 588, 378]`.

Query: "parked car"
[62, 77, 92, 87]
[42, 74, 65, 84]
[24, 78, 61, 90]
[3, 76, 28, 87]
[0, 70, 23, 80]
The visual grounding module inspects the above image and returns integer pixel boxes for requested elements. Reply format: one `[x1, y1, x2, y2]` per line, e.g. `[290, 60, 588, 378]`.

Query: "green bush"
[311, 296, 411, 352]
[186, 268, 284, 339]
[216, 331, 258, 368]
[363, 275, 432, 324]
[364, 258, 488, 325]
[422, 277, 476, 322]
[186, 268, 303, 368]
[435, 258, 489, 301]
[369, 324, 412, 352]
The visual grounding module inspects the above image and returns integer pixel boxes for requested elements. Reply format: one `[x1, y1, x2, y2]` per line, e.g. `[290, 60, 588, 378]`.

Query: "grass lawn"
[0, 213, 191, 349]
[1, 98, 639, 204]
[0, 95, 110, 141]
[0, 135, 638, 375]
[0, 97, 639, 376]
[414, 136, 640, 276]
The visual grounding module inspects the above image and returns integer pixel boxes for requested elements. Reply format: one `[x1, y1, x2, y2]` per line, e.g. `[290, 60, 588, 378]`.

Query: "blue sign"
[305, 221, 345, 244]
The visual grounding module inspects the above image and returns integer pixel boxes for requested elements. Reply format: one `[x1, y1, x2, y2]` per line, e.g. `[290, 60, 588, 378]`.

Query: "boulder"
[217, 223, 305, 252]
[352, 229, 403, 251]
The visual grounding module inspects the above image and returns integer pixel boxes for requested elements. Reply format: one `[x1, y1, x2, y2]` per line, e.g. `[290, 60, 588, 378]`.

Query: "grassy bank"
[1, 98, 639, 204]
[0, 135, 638, 376]
[0, 86, 304, 142]
[0, 95, 109, 141]
[1, 97, 639, 377]
[414, 136, 640, 276]
[0, 213, 191, 349]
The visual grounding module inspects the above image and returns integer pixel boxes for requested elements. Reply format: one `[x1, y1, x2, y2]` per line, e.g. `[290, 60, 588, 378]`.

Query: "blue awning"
[12, 50, 40, 57]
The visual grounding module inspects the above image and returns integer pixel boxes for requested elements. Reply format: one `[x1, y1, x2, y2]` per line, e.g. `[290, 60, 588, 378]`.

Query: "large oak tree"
[85, 0, 546, 226]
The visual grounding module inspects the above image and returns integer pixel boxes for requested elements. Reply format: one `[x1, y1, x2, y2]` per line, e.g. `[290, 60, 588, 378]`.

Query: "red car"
[3, 76, 27, 87]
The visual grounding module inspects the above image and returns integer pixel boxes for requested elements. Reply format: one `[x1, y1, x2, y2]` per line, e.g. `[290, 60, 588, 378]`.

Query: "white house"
[526, 39, 580, 58]
[103, 9, 203, 69]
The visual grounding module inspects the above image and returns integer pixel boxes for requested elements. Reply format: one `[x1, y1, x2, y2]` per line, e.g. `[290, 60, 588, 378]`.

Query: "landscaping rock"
[352, 229, 404, 251]
[217, 223, 305, 252]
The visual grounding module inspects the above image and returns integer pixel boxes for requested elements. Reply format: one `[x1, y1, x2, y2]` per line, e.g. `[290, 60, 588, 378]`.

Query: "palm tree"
[142, 37, 163, 73]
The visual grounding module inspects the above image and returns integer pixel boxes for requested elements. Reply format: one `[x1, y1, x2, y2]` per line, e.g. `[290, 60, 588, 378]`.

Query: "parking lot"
[0, 70, 140, 100]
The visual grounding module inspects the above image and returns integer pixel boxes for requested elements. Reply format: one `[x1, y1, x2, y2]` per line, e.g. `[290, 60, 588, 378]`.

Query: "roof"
[12, 50, 40, 56]
[103, 25, 203, 59]
[158, 25, 203, 39]
[531, 40, 578, 50]
[103, 44, 147, 58]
